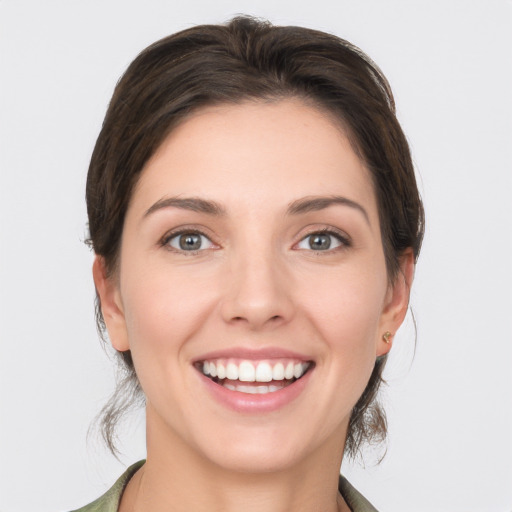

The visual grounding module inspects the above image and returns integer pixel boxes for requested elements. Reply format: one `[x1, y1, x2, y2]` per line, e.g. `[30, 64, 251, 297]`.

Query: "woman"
[76, 16, 423, 512]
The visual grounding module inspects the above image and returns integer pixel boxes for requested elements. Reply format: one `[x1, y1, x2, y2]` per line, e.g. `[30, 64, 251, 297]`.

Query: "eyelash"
[160, 228, 215, 255]
[160, 227, 351, 254]
[296, 228, 351, 253]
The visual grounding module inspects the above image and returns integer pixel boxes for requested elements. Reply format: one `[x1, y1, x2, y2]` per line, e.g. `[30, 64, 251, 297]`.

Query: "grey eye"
[297, 232, 343, 251]
[309, 234, 331, 250]
[167, 232, 213, 251]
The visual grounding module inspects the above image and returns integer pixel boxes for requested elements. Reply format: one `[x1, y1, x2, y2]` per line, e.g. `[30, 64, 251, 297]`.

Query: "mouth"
[194, 358, 314, 395]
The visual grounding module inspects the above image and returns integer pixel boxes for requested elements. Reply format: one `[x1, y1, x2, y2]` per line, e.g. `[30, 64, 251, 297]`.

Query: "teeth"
[220, 382, 287, 394]
[200, 358, 311, 382]
[237, 385, 258, 394]
[226, 362, 239, 380]
[239, 361, 256, 382]
[255, 362, 273, 382]
[272, 362, 284, 380]
[216, 362, 226, 379]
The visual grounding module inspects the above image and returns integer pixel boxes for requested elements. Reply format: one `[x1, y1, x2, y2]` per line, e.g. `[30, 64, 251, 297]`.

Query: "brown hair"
[86, 15, 424, 458]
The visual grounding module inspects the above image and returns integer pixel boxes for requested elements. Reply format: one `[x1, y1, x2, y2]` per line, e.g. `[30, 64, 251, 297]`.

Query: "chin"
[185, 418, 337, 476]
[202, 438, 309, 474]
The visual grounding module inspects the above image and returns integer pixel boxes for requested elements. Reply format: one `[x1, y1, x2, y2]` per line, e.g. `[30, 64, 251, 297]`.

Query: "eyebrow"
[144, 196, 227, 218]
[143, 194, 370, 225]
[286, 195, 370, 225]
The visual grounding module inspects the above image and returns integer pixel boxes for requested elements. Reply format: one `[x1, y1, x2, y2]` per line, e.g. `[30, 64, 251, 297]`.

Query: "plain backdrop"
[1, 1, 511, 511]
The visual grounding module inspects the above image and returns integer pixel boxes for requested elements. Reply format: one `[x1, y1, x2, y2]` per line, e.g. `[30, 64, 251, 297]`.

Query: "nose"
[220, 247, 295, 331]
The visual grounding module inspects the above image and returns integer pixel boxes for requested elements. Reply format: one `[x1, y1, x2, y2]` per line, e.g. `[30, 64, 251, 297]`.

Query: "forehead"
[130, 99, 378, 222]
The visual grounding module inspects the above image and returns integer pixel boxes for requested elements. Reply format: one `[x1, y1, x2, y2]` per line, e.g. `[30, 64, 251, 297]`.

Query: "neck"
[120, 406, 350, 512]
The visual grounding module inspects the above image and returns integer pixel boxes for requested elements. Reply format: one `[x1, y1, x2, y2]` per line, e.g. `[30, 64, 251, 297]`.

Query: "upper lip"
[193, 347, 313, 363]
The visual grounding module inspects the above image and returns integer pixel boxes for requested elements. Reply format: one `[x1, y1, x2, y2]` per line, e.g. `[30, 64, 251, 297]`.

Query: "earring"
[382, 331, 393, 344]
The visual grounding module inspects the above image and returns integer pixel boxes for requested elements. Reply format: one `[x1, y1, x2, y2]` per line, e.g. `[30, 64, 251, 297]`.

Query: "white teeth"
[284, 362, 294, 379]
[226, 362, 239, 380]
[255, 362, 273, 382]
[201, 359, 311, 382]
[237, 385, 257, 394]
[272, 362, 285, 380]
[216, 362, 226, 379]
[220, 383, 287, 394]
[239, 361, 256, 382]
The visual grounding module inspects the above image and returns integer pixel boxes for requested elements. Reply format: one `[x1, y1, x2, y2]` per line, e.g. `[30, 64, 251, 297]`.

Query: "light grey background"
[1, 1, 511, 511]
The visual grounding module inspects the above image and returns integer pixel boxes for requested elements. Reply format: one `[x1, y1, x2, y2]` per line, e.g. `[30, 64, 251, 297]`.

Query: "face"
[95, 99, 411, 474]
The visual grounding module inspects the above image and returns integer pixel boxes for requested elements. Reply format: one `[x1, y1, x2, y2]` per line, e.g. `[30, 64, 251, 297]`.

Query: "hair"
[86, 15, 424, 459]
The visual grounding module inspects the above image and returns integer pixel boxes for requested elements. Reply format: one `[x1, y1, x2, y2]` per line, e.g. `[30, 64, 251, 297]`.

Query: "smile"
[196, 358, 313, 395]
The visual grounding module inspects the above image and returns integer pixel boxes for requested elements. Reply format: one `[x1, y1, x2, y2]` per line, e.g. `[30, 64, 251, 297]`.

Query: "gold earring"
[382, 331, 393, 344]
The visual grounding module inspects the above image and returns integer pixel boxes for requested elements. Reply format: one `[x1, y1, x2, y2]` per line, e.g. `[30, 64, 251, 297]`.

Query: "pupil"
[179, 234, 201, 250]
[310, 234, 330, 250]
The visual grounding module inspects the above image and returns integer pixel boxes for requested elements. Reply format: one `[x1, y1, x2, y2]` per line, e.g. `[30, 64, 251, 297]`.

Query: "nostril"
[232, 315, 281, 322]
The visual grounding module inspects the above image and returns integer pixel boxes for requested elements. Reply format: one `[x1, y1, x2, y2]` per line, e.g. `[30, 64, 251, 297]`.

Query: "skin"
[93, 99, 414, 512]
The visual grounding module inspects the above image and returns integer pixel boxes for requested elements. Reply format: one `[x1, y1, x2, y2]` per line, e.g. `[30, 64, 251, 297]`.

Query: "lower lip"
[198, 368, 313, 413]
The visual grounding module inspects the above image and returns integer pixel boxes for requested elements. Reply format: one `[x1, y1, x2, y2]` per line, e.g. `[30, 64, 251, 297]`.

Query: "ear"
[377, 248, 415, 357]
[92, 256, 130, 352]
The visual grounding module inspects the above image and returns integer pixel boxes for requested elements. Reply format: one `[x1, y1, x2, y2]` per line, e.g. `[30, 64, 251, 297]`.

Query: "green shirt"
[71, 460, 378, 512]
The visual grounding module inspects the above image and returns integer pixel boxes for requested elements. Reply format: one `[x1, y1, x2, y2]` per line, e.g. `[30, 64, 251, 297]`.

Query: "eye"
[296, 230, 349, 251]
[164, 231, 215, 252]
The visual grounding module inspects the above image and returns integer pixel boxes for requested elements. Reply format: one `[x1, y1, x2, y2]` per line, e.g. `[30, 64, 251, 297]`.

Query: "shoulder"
[338, 475, 379, 512]
[69, 460, 145, 512]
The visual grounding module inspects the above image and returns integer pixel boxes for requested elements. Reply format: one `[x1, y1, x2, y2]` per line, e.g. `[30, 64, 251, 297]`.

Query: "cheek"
[119, 262, 219, 381]
[299, 265, 387, 361]
[302, 269, 387, 410]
